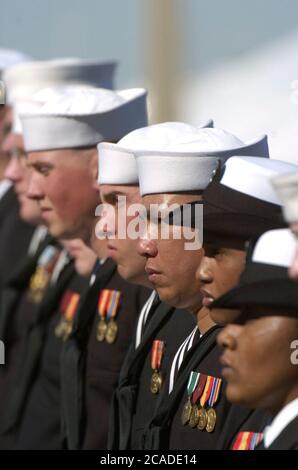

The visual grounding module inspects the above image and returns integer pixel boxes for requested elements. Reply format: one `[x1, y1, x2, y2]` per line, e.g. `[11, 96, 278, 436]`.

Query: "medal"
[181, 371, 200, 425]
[150, 340, 165, 394]
[205, 376, 222, 433]
[105, 318, 118, 344]
[97, 319, 108, 342]
[232, 432, 264, 450]
[150, 370, 163, 394]
[189, 404, 200, 428]
[206, 408, 217, 433]
[105, 290, 121, 344]
[197, 375, 213, 431]
[96, 289, 121, 343]
[96, 290, 110, 342]
[197, 407, 208, 430]
[181, 399, 193, 426]
[187, 373, 207, 429]
[55, 291, 80, 340]
[28, 246, 60, 303]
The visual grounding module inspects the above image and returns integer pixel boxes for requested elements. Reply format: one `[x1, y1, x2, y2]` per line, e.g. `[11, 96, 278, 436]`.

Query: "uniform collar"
[0, 179, 12, 200]
[264, 397, 298, 448]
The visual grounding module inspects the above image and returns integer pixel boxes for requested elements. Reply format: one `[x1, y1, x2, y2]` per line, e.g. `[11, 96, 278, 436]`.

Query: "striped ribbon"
[200, 375, 213, 407]
[106, 290, 121, 320]
[232, 431, 264, 450]
[151, 340, 165, 370]
[207, 377, 222, 408]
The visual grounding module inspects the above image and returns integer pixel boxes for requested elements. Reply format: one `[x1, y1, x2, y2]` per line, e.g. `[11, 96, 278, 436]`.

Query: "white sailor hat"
[4, 58, 117, 135]
[97, 120, 213, 185]
[203, 157, 298, 239]
[0, 48, 31, 78]
[0, 48, 31, 104]
[220, 157, 298, 205]
[212, 228, 298, 313]
[3, 58, 117, 103]
[271, 171, 298, 224]
[135, 128, 269, 196]
[268, 125, 298, 166]
[20, 87, 148, 151]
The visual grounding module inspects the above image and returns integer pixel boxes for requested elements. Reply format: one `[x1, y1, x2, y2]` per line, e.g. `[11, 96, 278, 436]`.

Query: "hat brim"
[211, 278, 298, 315]
[203, 205, 287, 240]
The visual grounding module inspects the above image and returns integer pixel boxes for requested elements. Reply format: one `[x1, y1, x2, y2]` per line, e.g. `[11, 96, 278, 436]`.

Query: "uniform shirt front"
[82, 271, 151, 450]
[14, 272, 88, 450]
[130, 309, 196, 450]
[169, 342, 229, 450]
[264, 398, 298, 449]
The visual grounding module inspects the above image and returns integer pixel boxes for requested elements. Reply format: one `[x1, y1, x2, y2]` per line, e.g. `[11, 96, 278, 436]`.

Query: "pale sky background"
[1, 0, 298, 157]
[1, 0, 298, 85]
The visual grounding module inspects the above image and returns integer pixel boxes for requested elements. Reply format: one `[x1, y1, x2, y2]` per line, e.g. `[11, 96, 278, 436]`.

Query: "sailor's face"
[197, 238, 246, 325]
[138, 193, 203, 312]
[218, 307, 298, 413]
[27, 147, 99, 242]
[99, 184, 150, 287]
[3, 132, 41, 225]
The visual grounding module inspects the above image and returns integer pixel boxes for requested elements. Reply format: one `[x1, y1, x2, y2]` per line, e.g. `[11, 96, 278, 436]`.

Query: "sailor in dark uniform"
[0, 51, 34, 286]
[133, 128, 271, 450]
[0, 59, 119, 449]
[61, 250, 150, 450]
[215, 228, 298, 450]
[98, 123, 223, 449]
[0, 243, 81, 450]
[0, 68, 35, 287]
[197, 157, 298, 450]
[18, 85, 149, 449]
[0, 88, 52, 435]
[0, 56, 116, 289]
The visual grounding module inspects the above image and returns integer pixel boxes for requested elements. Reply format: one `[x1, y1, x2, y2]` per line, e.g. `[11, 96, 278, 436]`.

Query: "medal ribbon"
[199, 375, 213, 408]
[232, 432, 264, 450]
[151, 340, 165, 370]
[187, 371, 200, 399]
[38, 246, 57, 266]
[98, 289, 112, 321]
[38, 246, 60, 274]
[60, 290, 73, 315]
[106, 290, 121, 321]
[65, 293, 80, 321]
[207, 377, 222, 408]
[192, 373, 207, 404]
[250, 433, 263, 449]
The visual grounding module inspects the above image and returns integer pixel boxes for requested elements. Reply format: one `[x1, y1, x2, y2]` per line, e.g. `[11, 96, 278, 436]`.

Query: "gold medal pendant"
[150, 370, 163, 394]
[206, 408, 217, 433]
[105, 319, 118, 344]
[197, 407, 208, 431]
[189, 404, 199, 428]
[62, 320, 73, 341]
[97, 319, 108, 342]
[55, 319, 67, 339]
[181, 398, 193, 426]
[28, 267, 49, 304]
